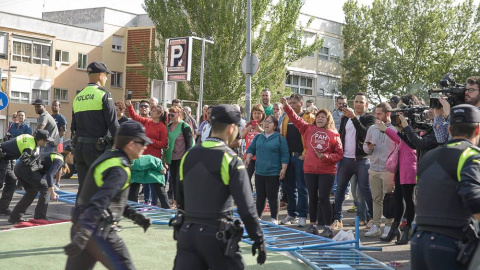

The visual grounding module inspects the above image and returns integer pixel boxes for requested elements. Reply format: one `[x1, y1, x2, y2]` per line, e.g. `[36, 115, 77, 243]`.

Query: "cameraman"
[433, 76, 480, 144]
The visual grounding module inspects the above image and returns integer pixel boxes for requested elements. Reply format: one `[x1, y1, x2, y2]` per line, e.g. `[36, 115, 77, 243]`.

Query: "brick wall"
[126, 28, 155, 98]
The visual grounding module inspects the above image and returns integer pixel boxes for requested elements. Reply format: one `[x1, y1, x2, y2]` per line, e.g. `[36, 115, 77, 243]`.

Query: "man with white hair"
[183, 106, 198, 136]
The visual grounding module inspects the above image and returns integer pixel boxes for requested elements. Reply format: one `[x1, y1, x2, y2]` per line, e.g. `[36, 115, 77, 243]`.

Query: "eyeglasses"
[133, 140, 147, 146]
[263, 120, 273, 124]
[168, 113, 176, 117]
[466, 88, 479, 93]
[139, 105, 149, 108]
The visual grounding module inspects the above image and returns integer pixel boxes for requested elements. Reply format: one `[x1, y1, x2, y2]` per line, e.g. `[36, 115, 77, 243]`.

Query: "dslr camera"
[429, 73, 465, 109]
[388, 105, 431, 131]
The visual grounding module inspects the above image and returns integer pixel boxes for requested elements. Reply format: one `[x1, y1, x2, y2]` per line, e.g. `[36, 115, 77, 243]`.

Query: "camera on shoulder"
[429, 73, 466, 109]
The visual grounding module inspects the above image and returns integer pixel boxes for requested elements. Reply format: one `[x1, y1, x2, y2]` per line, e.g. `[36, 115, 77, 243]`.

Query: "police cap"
[211, 104, 241, 126]
[34, 129, 53, 142]
[450, 104, 480, 124]
[87, 61, 113, 74]
[117, 120, 152, 144]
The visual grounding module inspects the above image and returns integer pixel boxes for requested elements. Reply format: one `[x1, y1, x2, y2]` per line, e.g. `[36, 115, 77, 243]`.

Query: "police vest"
[16, 134, 36, 154]
[416, 140, 478, 237]
[179, 140, 242, 221]
[72, 85, 105, 113]
[77, 149, 131, 221]
[39, 153, 64, 174]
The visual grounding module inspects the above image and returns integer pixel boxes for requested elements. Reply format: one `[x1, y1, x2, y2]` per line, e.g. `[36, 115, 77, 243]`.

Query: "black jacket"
[401, 126, 439, 161]
[339, 113, 376, 159]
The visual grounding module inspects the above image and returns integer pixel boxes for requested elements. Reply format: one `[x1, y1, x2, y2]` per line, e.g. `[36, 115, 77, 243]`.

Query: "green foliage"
[342, 0, 480, 102]
[141, 0, 322, 104]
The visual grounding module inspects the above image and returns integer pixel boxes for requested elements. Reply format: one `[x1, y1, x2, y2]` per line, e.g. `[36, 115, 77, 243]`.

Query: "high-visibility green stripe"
[16, 134, 36, 154]
[221, 152, 233, 185]
[73, 86, 105, 113]
[202, 141, 223, 148]
[179, 151, 189, 181]
[457, 147, 479, 181]
[446, 142, 462, 147]
[94, 157, 131, 190]
[237, 165, 245, 170]
[50, 153, 64, 162]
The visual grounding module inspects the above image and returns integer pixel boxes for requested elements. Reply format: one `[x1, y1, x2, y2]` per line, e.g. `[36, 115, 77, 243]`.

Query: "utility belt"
[169, 213, 244, 258]
[71, 206, 116, 240]
[73, 136, 113, 152]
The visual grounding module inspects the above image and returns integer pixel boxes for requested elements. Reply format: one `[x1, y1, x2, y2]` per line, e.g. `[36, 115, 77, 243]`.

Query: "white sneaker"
[270, 218, 278, 225]
[280, 215, 299, 225]
[365, 220, 375, 230]
[297, 217, 307, 227]
[365, 224, 381, 237]
[381, 225, 391, 238]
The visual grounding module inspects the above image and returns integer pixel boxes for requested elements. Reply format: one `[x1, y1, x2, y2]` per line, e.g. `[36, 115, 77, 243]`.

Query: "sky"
[0, 0, 374, 24]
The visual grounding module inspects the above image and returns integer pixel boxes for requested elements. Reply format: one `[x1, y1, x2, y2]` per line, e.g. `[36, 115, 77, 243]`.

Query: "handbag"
[386, 144, 399, 174]
[383, 192, 396, 219]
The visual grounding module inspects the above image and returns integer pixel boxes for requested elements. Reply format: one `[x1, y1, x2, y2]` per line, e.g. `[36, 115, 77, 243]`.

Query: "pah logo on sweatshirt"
[310, 131, 330, 153]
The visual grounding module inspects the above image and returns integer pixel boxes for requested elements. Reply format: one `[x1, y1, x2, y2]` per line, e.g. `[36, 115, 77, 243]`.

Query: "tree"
[342, 0, 480, 102]
[141, 0, 322, 105]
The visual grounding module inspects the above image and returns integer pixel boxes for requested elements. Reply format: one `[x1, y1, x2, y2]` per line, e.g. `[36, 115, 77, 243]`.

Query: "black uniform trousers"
[10, 164, 50, 220]
[65, 225, 135, 270]
[0, 159, 17, 211]
[173, 223, 245, 270]
[74, 142, 103, 195]
[411, 230, 467, 270]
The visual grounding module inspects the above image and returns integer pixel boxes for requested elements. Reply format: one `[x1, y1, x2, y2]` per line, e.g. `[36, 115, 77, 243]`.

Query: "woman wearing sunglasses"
[165, 106, 194, 208]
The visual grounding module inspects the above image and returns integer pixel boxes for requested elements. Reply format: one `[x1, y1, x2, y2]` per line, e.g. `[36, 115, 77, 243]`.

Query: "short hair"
[16, 110, 25, 115]
[356, 92, 368, 98]
[401, 94, 419, 106]
[306, 99, 314, 104]
[52, 100, 61, 106]
[210, 122, 231, 134]
[139, 100, 150, 105]
[337, 95, 347, 101]
[375, 102, 392, 114]
[261, 88, 271, 94]
[183, 106, 191, 112]
[115, 102, 125, 111]
[289, 93, 304, 102]
[169, 105, 184, 120]
[114, 135, 137, 150]
[449, 123, 479, 138]
[466, 76, 480, 89]
[172, 99, 181, 104]
[273, 102, 283, 109]
[250, 104, 266, 121]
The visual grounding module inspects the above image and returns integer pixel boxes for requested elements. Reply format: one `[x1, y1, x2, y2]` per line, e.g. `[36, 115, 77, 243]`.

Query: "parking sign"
[167, 37, 192, 81]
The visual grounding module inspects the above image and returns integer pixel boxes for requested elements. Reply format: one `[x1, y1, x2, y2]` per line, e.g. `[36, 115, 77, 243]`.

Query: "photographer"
[433, 76, 480, 144]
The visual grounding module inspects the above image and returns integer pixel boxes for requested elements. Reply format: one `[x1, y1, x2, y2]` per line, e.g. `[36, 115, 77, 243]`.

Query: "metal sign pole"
[163, 39, 169, 109]
[197, 39, 206, 125]
[245, 0, 252, 121]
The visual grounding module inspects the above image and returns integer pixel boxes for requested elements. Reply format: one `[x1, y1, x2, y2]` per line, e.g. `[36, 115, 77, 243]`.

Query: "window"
[0, 32, 7, 59]
[12, 38, 51, 65]
[112, 35, 124, 52]
[111, 71, 123, 88]
[54, 88, 68, 102]
[285, 75, 313, 96]
[32, 89, 49, 105]
[55, 50, 70, 64]
[318, 47, 329, 61]
[78, 53, 88, 70]
[11, 91, 30, 104]
[29, 122, 37, 131]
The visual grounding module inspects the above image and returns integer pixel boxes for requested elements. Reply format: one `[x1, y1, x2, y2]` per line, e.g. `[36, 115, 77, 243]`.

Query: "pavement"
[0, 176, 410, 269]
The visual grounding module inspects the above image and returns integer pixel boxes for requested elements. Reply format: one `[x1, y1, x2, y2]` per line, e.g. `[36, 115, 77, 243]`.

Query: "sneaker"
[297, 217, 307, 227]
[8, 216, 26, 224]
[331, 220, 343, 230]
[306, 224, 319, 235]
[382, 225, 391, 238]
[365, 220, 375, 230]
[347, 206, 357, 213]
[54, 184, 60, 191]
[270, 218, 278, 225]
[320, 227, 333, 238]
[280, 215, 299, 225]
[365, 224, 381, 237]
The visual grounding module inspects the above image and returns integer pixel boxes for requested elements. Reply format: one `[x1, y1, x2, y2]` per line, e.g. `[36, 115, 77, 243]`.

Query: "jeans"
[143, 184, 158, 205]
[411, 231, 466, 270]
[285, 155, 308, 218]
[331, 162, 351, 195]
[334, 158, 372, 221]
[129, 183, 169, 209]
[350, 176, 367, 220]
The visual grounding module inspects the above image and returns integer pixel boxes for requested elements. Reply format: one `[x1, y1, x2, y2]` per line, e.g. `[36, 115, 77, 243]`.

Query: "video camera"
[429, 73, 466, 109]
[388, 106, 431, 131]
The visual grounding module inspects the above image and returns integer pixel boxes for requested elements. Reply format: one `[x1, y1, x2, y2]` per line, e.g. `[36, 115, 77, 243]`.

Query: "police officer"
[64, 120, 152, 270]
[72, 61, 119, 193]
[412, 104, 480, 270]
[0, 130, 52, 215]
[173, 105, 266, 269]
[8, 149, 71, 223]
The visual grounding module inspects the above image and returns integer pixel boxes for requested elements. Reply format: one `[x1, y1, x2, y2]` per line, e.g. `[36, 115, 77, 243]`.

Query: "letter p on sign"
[170, 45, 184, 67]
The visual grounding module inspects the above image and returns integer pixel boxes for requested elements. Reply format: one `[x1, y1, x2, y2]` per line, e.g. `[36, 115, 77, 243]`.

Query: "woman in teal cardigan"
[245, 115, 289, 224]
[128, 154, 170, 209]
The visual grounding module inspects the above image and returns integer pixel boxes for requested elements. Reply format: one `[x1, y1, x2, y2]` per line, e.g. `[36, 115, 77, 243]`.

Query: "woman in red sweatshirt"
[281, 98, 343, 238]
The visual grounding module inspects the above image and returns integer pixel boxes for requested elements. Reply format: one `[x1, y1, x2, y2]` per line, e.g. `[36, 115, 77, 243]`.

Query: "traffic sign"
[241, 54, 260, 75]
[0, 92, 8, 110]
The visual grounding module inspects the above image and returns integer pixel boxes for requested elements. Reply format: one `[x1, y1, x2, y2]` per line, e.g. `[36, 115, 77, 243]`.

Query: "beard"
[468, 94, 480, 107]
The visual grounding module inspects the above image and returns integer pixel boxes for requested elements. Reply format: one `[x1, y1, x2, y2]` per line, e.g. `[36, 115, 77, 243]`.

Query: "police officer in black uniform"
[173, 105, 266, 270]
[64, 120, 152, 270]
[71, 61, 119, 193]
[412, 104, 480, 270]
[0, 130, 52, 215]
[9, 150, 69, 223]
